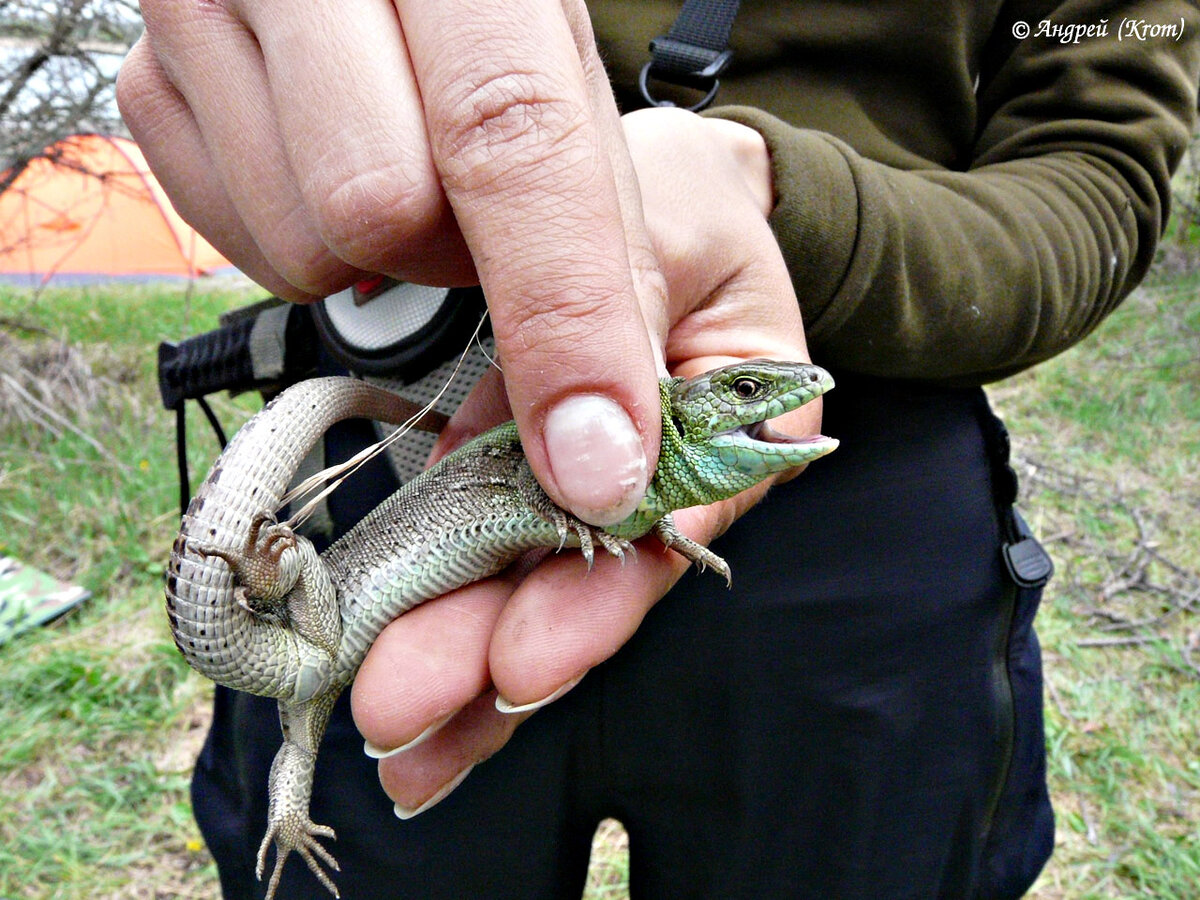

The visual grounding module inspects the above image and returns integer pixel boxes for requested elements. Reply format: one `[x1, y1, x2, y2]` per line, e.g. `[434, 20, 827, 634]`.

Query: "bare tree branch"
[0, 0, 140, 192]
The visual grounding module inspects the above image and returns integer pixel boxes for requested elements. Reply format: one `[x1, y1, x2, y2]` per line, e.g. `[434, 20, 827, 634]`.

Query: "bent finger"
[117, 40, 321, 301]
[377, 690, 527, 815]
[487, 507, 711, 708]
[135, 0, 355, 297]
[229, 0, 475, 286]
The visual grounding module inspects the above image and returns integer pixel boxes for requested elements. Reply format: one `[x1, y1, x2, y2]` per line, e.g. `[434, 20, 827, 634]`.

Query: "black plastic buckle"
[638, 46, 733, 111]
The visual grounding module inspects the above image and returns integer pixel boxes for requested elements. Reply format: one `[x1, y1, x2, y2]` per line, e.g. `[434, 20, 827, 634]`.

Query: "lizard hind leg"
[197, 512, 341, 658]
[195, 512, 304, 610]
[258, 817, 340, 900]
[258, 699, 342, 899]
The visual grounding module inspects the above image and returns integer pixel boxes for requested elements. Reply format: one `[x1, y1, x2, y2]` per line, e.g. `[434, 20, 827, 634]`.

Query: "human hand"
[351, 107, 825, 816]
[117, 0, 662, 528]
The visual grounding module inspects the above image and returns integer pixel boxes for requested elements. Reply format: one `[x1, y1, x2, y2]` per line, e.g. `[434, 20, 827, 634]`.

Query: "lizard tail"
[166, 377, 440, 697]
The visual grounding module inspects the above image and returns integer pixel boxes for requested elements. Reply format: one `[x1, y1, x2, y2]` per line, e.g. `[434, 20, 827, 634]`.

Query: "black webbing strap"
[639, 0, 741, 111]
[173, 398, 228, 517]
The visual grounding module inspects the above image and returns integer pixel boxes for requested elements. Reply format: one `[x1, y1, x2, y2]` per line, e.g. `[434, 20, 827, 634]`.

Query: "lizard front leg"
[514, 460, 637, 567]
[652, 514, 732, 587]
[258, 692, 342, 900]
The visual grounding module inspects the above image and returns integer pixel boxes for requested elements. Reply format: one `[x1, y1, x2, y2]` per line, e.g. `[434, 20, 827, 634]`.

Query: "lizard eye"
[732, 377, 762, 400]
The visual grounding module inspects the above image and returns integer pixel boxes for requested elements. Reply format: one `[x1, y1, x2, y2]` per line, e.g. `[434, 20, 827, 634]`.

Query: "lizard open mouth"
[741, 419, 832, 446]
[710, 397, 840, 475]
[721, 418, 839, 463]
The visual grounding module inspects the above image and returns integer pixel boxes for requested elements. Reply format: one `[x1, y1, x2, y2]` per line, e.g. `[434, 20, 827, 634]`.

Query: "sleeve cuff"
[703, 105, 863, 337]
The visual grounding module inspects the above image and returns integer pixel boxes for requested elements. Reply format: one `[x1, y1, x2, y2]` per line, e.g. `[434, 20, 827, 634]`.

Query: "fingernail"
[393, 764, 475, 820]
[495, 674, 583, 714]
[544, 395, 648, 526]
[364, 712, 455, 759]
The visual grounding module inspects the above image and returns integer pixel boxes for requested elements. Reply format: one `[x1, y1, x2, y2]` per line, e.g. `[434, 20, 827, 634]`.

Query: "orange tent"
[0, 134, 232, 286]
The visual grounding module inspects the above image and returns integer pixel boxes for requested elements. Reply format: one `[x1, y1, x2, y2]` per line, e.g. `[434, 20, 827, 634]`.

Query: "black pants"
[193, 373, 1054, 899]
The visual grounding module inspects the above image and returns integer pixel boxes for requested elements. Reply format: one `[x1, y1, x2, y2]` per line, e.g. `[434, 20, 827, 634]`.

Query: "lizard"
[165, 359, 839, 899]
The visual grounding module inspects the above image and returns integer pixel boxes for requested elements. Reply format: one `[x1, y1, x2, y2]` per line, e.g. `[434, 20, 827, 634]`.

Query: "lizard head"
[667, 359, 839, 481]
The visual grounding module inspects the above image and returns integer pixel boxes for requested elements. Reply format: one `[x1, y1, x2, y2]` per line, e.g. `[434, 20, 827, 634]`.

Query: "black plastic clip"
[1003, 510, 1055, 590]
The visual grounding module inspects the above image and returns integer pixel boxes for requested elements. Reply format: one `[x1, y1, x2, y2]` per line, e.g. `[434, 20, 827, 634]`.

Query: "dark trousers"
[193, 373, 1054, 899]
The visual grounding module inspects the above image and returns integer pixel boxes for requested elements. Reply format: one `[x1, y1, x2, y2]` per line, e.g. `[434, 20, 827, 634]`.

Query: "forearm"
[719, 112, 1172, 382]
[706, 2, 1200, 384]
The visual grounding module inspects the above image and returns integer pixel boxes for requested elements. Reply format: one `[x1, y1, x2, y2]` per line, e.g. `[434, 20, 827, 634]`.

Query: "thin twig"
[1076, 635, 1165, 648]
[0, 316, 55, 339]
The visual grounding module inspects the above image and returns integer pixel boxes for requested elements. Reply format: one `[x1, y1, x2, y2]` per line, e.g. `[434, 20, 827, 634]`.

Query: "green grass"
[990, 276, 1200, 899]
[1, 271, 1198, 898]
[0, 281, 257, 900]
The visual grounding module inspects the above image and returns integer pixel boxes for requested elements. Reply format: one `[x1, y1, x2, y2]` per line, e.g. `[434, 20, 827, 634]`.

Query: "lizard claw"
[594, 529, 637, 564]
[544, 506, 638, 570]
[197, 512, 302, 608]
[257, 817, 340, 900]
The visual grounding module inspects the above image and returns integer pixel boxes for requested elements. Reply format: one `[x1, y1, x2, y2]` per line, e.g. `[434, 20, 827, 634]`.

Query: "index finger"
[396, 0, 662, 526]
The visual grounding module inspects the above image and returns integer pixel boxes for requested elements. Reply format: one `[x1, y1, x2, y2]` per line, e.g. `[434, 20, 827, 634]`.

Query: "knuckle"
[433, 70, 592, 192]
[115, 43, 154, 118]
[490, 277, 637, 370]
[275, 250, 353, 299]
[307, 162, 445, 272]
[258, 212, 355, 298]
[116, 48, 186, 143]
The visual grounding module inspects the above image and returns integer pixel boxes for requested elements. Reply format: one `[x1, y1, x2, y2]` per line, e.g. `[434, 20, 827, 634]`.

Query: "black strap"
[160, 301, 318, 517]
[979, 406, 1055, 590]
[173, 397, 229, 518]
[639, 0, 741, 111]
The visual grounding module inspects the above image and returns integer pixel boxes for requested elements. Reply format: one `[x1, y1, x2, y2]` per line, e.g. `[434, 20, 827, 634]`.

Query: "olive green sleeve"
[710, 2, 1200, 384]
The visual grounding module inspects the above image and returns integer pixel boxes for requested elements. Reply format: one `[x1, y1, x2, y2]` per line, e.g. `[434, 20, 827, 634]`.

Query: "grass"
[990, 274, 1200, 899]
[0, 281, 256, 899]
[1, 269, 1198, 898]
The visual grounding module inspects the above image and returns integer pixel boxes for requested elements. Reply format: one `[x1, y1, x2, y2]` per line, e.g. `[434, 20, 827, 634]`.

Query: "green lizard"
[166, 359, 838, 898]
